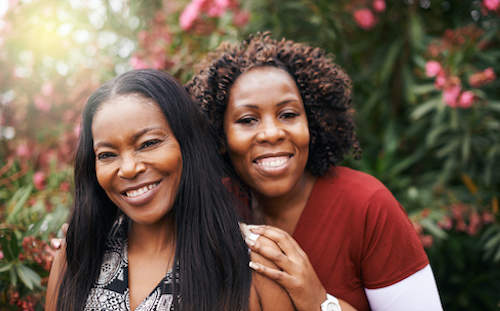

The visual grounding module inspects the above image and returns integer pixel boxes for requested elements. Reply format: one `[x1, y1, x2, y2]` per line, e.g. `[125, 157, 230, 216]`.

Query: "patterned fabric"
[85, 216, 175, 311]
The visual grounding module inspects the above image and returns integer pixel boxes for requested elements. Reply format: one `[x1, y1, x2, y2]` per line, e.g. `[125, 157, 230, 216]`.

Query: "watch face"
[326, 302, 339, 311]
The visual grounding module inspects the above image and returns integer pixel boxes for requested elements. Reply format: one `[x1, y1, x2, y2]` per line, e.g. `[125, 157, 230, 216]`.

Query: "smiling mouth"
[255, 156, 290, 168]
[123, 182, 160, 198]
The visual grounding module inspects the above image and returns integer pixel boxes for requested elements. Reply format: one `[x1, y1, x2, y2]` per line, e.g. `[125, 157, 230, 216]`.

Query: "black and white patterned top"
[84, 216, 175, 311]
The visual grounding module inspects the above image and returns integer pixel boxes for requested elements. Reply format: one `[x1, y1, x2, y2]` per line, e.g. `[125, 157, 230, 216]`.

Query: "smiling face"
[92, 94, 183, 226]
[223, 66, 310, 199]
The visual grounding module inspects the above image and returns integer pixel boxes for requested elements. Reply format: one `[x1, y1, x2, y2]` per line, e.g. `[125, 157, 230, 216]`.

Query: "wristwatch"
[320, 293, 342, 311]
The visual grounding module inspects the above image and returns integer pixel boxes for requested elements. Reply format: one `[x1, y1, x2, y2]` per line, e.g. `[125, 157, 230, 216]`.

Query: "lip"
[120, 180, 162, 206]
[253, 152, 293, 162]
[253, 153, 293, 176]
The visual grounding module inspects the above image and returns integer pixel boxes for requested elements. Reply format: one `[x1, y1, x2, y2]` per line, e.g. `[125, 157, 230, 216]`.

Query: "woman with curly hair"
[186, 33, 443, 311]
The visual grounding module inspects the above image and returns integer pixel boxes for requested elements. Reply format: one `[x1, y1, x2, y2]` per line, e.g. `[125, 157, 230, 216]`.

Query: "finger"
[249, 261, 297, 288]
[51, 238, 63, 249]
[248, 225, 307, 258]
[246, 236, 291, 268]
[61, 223, 69, 237]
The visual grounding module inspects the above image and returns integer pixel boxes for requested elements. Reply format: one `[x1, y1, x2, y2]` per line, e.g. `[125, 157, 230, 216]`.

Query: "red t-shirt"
[292, 166, 429, 311]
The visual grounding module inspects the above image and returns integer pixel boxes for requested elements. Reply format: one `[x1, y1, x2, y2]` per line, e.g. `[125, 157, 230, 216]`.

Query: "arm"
[364, 264, 443, 311]
[249, 234, 296, 311]
[45, 243, 66, 311]
[246, 225, 356, 311]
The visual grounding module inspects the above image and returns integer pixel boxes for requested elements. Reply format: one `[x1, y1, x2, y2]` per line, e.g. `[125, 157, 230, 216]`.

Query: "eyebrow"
[93, 126, 166, 149]
[236, 100, 298, 110]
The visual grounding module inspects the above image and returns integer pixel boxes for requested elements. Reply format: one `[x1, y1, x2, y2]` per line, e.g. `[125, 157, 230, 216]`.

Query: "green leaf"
[426, 123, 450, 148]
[483, 232, 500, 250]
[9, 230, 20, 260]
[6, 185, 33, 224]
[436, 139, 460, 158]
[420, 218, 448, 239]
[379, 40, 404, 84]
[0, 262, 14, 273]
[411, 97, 441, 121]
[462, 130, 471, 164]
[411, 83, 437, 96]
[0, 231, 19, 261]
[486, 101, 500, 113]
[19, 264, 42, 289]
[9, 266, 17, 287]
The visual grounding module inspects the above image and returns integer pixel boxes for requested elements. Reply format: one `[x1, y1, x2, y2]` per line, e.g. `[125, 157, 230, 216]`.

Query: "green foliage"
[1, 0, 499, 309]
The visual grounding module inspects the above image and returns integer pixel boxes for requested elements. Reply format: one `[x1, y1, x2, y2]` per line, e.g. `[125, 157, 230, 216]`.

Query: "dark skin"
[46, 95, 295, 311]
[222, 67, 356, 311]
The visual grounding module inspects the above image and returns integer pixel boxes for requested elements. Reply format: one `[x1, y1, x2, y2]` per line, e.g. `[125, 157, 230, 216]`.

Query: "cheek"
[95, 165, 113, 190]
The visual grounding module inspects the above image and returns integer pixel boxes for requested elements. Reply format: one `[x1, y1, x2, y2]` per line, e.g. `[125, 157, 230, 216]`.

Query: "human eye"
[236, 116, 257, 124]
[139, 139, 161, 150]
[96, 152, 116, 161]
[280, 111, 300, 119]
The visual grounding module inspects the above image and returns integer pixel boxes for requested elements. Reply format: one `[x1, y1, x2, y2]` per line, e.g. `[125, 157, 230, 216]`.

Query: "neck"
[253, 171, 316, 235]
[128, 215, 176, 256]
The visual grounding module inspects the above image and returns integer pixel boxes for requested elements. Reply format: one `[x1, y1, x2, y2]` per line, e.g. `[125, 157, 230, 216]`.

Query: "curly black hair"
[186, 32, 361, 176]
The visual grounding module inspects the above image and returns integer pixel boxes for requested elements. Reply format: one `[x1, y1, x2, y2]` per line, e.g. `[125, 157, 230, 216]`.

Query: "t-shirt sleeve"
[360, 188, 429, 289]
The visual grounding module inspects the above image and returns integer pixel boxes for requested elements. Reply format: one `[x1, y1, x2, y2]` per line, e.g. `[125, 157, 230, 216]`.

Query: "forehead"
[228, 66, 301, 105]
[91, 94, 168, 134]
[234, 66, 295, 87]
[93, 94, 162, 121]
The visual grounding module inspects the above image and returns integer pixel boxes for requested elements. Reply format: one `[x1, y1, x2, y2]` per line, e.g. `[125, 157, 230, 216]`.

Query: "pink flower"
[0, 251, 3, 260]
[443, 84, 462, 108]
[458, 91, 475, 109]
[353, 8, 377, 30]
[483, 0, 500, 11]
[16, 144, 31, 158]
[33, 171, 46, 191]
[437, 215, 453, 231]
[130, 55, 149, 69]
[484, 67, 496, 80]
[434, 71, 447, 90]
[372, 0, 386, 12]
[482, 212, 495, 224]
[425, 60, 442, 77]
[41, 82, 53, 96]
[469, 67, 496, 88]
[34, 95, 51, 113]
[420, 235, 434, 248]
[208, 0, 231, 17]
[180, 1, 201, 30]
[233, 9, 250, 27]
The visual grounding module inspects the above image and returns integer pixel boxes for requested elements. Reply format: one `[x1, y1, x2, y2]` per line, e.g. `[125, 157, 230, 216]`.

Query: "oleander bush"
[0, 0, 498, 309]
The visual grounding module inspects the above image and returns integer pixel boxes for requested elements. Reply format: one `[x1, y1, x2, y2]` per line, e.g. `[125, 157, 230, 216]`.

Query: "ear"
[219, 137, 227, 154]
[219, 142, 227, 154]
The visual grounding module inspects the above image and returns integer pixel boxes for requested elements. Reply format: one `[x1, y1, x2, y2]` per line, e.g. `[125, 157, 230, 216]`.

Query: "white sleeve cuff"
[364, 264, 443, 311]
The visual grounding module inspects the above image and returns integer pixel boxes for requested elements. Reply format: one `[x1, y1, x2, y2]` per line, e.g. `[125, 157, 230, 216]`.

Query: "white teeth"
[258, 158, 287, 167]
[125, 182, 158, 198]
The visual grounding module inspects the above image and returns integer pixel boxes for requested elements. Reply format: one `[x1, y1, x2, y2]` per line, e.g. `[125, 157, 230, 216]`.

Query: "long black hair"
[57, 69, 251, 310]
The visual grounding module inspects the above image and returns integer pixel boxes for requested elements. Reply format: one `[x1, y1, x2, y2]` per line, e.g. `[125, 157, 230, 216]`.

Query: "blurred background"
[0, 0, 499, 309]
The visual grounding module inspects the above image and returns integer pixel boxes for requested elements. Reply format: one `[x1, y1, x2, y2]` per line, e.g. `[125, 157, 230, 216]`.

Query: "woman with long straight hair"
[46, 69, 294, 311]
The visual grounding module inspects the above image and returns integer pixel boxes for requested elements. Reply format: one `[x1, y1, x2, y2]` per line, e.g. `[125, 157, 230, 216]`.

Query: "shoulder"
[321, 166, 389, 194]
[311, 166, 400, 213]
[45, 243, 66, 311]
[248, 236, 295, 311]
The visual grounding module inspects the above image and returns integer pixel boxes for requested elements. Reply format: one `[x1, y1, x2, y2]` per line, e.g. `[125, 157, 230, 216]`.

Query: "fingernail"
[249, 261, 259, 270]
[247, 225, 261, 231]
[245, 237, 256, 246]
[51, 239, 61, 249]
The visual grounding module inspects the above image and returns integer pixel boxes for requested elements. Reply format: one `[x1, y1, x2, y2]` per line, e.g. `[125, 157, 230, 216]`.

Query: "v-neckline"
[124, 239, 173, 311]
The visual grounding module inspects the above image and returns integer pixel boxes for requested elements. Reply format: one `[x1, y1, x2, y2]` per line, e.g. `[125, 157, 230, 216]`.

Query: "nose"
[256, 117, 285, 144]
[118, 154, 146, 179]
